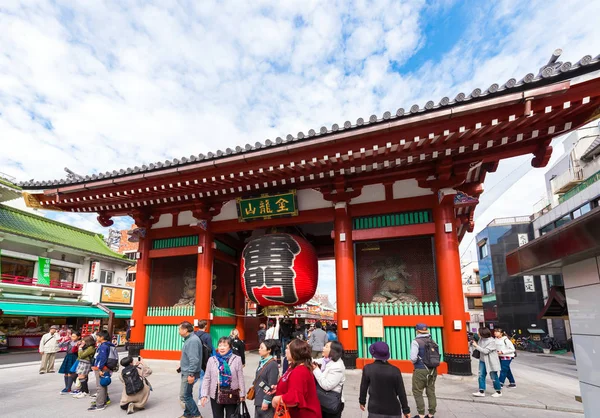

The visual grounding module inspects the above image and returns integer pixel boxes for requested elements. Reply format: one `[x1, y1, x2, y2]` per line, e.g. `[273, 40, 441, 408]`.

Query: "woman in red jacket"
[272, 339, 321, 418]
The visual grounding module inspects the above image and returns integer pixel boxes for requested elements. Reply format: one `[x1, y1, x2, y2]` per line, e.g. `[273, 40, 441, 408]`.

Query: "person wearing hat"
[39, 325, 60, 374]
[410, 323, 437, 418]
[359, 341, 411, 418]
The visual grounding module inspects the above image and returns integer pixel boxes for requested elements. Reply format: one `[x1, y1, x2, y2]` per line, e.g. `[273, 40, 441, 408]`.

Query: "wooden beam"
[211, 207, 335, 233]
[352, 223, 435, 241]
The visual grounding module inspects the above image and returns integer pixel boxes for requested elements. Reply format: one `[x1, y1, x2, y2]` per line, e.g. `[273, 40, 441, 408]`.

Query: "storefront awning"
[110, 308, 133, 319]
[0, 302, 109, 318]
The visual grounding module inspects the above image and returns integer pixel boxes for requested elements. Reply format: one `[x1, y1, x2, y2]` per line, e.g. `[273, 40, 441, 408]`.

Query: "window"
[548, 275, 564, 287]
[467, 297, 483, 309]
[0, 256, 35, 277]
[483, 279, 494, 295]
[50, 266, 75, 283]
[539, 223, 555, 235]
[478, 243, 489, 259]
[572, 202, 592, 219]
[126, 272, 136, 282]
[99, 270, 114, 284]
[124, 252, 137, 260]
[555, 214, 571, 228]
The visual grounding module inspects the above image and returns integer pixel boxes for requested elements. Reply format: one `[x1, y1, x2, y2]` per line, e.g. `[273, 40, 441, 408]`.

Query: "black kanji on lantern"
[242, 234, 301, 304]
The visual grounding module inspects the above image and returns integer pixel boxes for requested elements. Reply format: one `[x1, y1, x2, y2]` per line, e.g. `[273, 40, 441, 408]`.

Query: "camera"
[258, 381, 272, 393]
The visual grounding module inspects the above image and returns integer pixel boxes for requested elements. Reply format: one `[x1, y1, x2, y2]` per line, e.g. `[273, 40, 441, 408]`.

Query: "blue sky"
[1, 0, 600, 303]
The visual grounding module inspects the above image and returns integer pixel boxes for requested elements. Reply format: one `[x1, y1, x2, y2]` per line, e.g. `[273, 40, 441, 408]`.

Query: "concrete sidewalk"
[1, 351, 584, 417]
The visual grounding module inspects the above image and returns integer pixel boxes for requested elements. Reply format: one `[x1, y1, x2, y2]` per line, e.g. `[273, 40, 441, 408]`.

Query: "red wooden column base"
[434, 195, 471, 376]
[129, 228, 151, 357]
[334, 203, 358, 369]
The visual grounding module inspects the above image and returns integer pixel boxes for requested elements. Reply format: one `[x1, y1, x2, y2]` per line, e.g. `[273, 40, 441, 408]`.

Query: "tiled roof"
[19, 49, 600, 189]
[0, 204, 130, 262]
[0, 177, 21, 190]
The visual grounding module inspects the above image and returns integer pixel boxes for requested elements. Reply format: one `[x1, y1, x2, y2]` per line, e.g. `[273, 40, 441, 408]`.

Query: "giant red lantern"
[240, 233, 318, 307]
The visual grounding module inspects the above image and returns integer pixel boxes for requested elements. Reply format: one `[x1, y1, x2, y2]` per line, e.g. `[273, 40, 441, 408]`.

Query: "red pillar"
[433, 196, 471, 375]
[129, 233, 150, 355]
[334, 203, 358, 368]
[234, 269, 246, 341]
[196, 228, 214, 332]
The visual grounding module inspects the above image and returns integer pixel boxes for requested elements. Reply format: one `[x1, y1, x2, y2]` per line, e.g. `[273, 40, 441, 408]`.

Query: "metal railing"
[0, 274, 83, 291]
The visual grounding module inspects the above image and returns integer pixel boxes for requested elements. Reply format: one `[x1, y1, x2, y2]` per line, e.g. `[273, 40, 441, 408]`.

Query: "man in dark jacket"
[194, 318, 213, 394]
[359, 341, 410, 417]
[179, 321, 202, 418]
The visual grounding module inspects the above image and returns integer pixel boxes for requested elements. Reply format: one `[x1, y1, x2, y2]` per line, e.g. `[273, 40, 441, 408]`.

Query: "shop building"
[507, 207, 600, 415]
[475, 217, 548, 336]
[17, 50, 600, 375]
[530, 122, 600, 339]
[0, 194, 134, 350]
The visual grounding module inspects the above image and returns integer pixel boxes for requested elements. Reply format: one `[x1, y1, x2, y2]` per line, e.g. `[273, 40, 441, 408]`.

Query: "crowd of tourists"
[38, 318, 517, 417]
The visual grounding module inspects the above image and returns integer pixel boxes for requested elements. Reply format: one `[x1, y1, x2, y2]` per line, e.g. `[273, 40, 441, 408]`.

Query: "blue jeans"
[180, 375, 200, 417]
[478, 361, 501, 391]
[499, 359, 515, 385]
[197, 369, 205, 398]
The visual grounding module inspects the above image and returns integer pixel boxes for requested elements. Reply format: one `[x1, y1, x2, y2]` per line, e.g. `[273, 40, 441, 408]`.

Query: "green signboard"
[237, 191, 298, 222]
[37, 257, 51, 285]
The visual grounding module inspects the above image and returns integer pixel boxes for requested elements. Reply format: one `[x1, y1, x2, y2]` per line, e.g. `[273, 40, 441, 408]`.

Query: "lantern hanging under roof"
[240, 233, 318, 310]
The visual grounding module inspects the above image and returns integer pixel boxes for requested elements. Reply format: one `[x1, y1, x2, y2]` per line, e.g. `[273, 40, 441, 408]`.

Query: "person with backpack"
[229, 328, 246, 366]
[89, 330, 118, 411]
[195, 318, 213, 400]
[118, 356, 153, 415]
[410, 323, 439, 418]
[179, 321, 203, 418]
[359, 341, 411, 417]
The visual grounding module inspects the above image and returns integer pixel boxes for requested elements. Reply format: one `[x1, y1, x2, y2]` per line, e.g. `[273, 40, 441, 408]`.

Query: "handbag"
[472, 349, 480, 359]
[316, 383, 343, 414]
[70, 359, 80, 373]
[247, 358, 274, 400]
[232, 401, 251, 418]
[275, 402, 291, 418]
[217, 382, 240, 405]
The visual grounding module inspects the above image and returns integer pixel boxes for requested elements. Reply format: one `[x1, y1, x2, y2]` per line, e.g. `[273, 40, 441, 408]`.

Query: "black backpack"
[417, 337, 441, 368]
[196, 331, 212, 372]
[122, 365, 145, 395]
[106, 345, 119, 371]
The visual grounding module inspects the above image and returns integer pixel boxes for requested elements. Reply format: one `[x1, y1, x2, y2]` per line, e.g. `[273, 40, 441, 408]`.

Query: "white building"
[461, 261, 483, 333]
[0, 181, 134, 349]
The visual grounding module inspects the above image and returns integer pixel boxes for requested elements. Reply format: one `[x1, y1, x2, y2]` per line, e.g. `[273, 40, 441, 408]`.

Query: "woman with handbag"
[271, 339, 321, 418]
[312, 341, 345, 418]
[471, 327, 502, 397]
[58, 331, 82, 394]
[200, 337, 245, 418]
[494, 328, 517, 388]
[249, 340, 279, 418]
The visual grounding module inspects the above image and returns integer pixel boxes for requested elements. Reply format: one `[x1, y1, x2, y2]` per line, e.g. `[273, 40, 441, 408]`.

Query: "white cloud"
[0, 0, 599, 292]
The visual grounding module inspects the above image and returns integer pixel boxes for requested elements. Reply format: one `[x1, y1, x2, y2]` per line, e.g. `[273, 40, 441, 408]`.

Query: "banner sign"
[37, 257, 51, 285]
[90, 261, 101, 282]
[100, 285, 132, 305]
[523, 276, 535, 292]
[237, 191, 298, 222]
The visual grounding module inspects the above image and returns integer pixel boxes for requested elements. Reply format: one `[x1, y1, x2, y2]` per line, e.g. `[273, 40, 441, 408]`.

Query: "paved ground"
[0, 350, 585, 417]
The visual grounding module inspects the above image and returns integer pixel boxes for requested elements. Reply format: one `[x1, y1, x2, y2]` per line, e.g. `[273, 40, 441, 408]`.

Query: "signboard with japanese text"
[518, 234, 529, 247]
[100, 285, 133, 305]
[90, 261, 100, 282]
[363, 316, 384, 338]
[37, 257, 51, 285]
[523, 276, 535, 292]
[237, 191, 298, 222]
